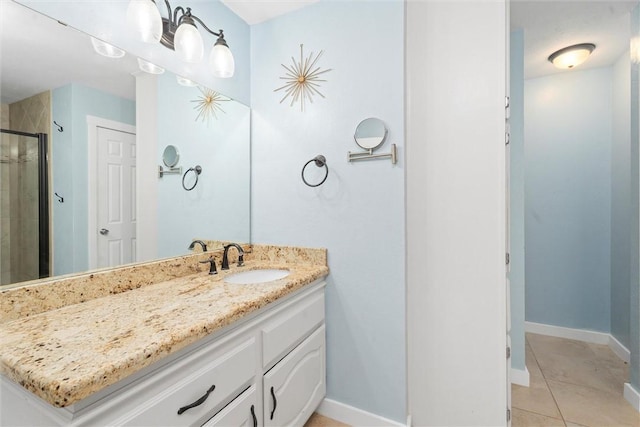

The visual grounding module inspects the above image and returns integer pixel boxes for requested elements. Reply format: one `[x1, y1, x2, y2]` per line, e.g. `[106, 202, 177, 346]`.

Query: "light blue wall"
[51, 83, 135, 275]
[629, 2, 640, 391]
[525, 68, 612, 332]
[156, 73, 250, 258]
[509, 29, 526, 372]
[18, 0, 250, 105]
[251, 0, 405, 422]
[611, 51, 631, 350]
[50, 85, 74, 276]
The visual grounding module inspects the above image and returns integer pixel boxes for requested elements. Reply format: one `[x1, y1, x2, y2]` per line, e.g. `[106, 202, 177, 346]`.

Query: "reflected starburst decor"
[274, 44, 332, 111]
[191, 87, 229, 123]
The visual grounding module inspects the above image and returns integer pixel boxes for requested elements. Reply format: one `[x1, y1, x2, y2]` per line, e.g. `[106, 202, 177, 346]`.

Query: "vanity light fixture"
[548, 43, 596, 69]
[137, 57, 165, 74]
[90, 37, 125, 58]
[176, 75, 197, 87]
[126, 0, 235, 78]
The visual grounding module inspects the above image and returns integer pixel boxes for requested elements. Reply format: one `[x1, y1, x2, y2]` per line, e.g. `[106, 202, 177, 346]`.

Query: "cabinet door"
[263, 326, 325, 427]
[202, 385, 259, 427]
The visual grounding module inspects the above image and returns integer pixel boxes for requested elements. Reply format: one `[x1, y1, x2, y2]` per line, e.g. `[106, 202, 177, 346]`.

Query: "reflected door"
[0, 129, 49, 285]
[96, 127, 136, 268]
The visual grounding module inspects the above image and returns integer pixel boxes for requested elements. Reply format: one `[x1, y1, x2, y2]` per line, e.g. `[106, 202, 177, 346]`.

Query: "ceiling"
[0, 1, 138, 105]
[221, 0, 319, 25]
[2, 0, 639, 106]
[511, 0, 639, 79]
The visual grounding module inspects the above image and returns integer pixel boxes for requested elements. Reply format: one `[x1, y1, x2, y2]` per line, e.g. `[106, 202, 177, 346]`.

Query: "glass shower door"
[0, 129, 49, 286]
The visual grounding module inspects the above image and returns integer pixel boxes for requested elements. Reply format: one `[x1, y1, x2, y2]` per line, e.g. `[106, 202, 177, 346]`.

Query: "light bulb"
[126, 0, 162, 43]
[174, 23, 204, 63]
[209, 43, 235, 78]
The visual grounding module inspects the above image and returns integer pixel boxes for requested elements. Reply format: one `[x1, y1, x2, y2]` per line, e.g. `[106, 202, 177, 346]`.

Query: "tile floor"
[512, 333, 640, 427]
[304, 413, 349, 427]
[305, 333, 640, 427]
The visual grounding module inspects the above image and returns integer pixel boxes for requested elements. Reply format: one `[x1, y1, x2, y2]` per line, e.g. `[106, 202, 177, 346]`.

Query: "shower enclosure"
[0, 129, 49, 286]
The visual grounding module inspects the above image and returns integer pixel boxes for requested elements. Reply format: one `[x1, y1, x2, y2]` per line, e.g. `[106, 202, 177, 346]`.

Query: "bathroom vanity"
[0, 245, 328, 427]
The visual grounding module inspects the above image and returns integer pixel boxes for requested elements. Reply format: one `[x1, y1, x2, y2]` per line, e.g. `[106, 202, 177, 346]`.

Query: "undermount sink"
[224, 269, 290, 284]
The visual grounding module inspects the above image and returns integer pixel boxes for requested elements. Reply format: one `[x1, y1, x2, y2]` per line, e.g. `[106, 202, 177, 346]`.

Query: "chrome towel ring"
[301, 155, 328, 187]
[182, 165, 202, 191]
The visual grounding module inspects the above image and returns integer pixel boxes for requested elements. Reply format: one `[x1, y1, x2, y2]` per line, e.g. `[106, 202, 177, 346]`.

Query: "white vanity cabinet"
[263, 326, 326, 427]
[0, 280, 326, 427]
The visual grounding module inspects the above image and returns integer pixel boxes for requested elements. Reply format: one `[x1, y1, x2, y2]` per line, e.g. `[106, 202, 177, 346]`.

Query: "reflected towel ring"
[182, 165, 202, 191]
[301, 155, 329, 187]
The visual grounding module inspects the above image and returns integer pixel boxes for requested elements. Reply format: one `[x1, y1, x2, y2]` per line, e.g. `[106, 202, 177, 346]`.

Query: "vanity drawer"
[122, 337, 256, 427]
[261, 291, 324, 369]
[202, 385, 259, 427]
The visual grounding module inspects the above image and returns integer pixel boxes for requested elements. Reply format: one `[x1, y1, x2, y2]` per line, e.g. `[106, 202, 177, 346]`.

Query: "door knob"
[99, 228, 109, 235]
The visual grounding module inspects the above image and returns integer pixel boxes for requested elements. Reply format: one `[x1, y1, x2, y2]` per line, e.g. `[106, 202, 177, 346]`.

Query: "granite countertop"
[0, 254, 328, 408]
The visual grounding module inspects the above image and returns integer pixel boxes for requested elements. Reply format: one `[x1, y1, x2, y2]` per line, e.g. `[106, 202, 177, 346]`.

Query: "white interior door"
[96, 127, 136, 268]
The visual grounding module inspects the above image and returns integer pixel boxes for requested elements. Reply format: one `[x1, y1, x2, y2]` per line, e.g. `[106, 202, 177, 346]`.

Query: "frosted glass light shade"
[548, 43, 595, 69]
[209, 44, 235, 78]
[137, 58, 165, 74]
[174, 23, 204, 63]
[176, 75, 198, 87]
[126, 0, 162, 43]
[91, 37, 125, 58]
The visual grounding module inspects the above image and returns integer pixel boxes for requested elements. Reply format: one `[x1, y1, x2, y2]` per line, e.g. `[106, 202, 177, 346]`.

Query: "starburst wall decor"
[191, 87, 230, 123]
[274, 44, 332, 111]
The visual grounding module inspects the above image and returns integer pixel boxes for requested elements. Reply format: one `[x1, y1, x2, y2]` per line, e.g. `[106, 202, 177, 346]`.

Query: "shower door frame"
[0, 129, 49, 280]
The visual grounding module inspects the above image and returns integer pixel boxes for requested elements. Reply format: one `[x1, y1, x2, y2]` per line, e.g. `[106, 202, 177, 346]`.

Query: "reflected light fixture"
[176, 75, 197, 87]
[91, 37, 125, 58]
[126, 0, 235, 78]
[548, 43, 596, 70]
[137, 58, 165, 74]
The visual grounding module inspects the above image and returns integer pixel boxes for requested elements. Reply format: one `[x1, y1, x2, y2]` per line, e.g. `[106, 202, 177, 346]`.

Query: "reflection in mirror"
[0, 0, 250, 289]
[162, 145, 180, 167]
[354, 117, 387, 150]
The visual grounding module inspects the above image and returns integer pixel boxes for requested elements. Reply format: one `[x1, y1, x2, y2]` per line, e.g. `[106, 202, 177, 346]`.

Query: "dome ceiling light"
[548, 43, 596, 70]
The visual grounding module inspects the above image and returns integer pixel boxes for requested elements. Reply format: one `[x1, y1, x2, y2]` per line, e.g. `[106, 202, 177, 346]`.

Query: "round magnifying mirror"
[354, 118, 387, 150]
[162, 145, 180, 168]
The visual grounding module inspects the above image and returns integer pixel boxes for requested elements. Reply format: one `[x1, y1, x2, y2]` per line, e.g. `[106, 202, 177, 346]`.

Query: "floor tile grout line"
[526, 336, 568, 427]
[511, 406, 566, 424]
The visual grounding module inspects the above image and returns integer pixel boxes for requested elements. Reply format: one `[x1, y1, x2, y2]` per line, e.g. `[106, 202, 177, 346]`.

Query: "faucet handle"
[199, 257, 217, 275]
[237, 254, 244, 267]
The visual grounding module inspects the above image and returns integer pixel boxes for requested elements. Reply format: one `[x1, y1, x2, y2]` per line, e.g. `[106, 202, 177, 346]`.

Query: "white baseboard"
[624, 383, 640, 412]
[608, 335, 631, 363]
[317, 398, 406, 427]
[524, 322, 631, 363]
[525, 321, 610, 344]
[511, 367, 530, 387]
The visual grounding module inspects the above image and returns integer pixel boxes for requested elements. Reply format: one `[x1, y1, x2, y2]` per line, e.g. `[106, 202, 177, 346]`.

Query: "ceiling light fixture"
[548, 43, 596, 70]
[91, 37, 126, 58]
[137, 58, 165, 74]
[126, 0, 235, 78]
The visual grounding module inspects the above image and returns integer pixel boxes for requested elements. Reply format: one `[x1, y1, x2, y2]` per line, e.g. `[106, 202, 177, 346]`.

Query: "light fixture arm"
[186, 13, 223, 38]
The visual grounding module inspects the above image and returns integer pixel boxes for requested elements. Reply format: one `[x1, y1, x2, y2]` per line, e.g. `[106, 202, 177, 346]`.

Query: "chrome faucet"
[221, 243, 244, 270]
[188, 240, 208, 252]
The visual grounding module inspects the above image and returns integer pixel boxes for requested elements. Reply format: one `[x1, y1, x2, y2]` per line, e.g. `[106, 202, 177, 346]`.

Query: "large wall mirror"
[0, 0, 250, 289]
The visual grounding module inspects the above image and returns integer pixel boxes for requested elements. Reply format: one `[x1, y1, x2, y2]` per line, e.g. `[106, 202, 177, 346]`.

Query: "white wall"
[406, 1, 508, 425]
